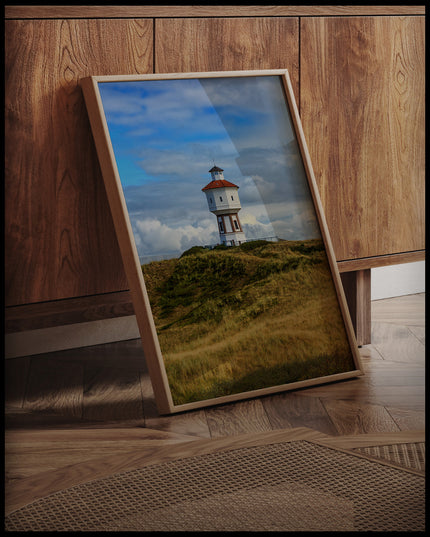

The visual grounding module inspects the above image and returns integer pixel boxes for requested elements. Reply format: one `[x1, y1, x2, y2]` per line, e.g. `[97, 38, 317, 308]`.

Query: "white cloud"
[266, 200, 321, 240]
[136, 144, 238, 180]
[241, 212, 277, 241]
[238, 175, 266, 204]
[99, 90, 146, 117]
[133, 217, 219, 258]
[100, 80, 224, 135]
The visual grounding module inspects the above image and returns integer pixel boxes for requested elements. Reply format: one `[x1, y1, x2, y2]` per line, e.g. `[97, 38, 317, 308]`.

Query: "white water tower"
[202, 166, 246, 246]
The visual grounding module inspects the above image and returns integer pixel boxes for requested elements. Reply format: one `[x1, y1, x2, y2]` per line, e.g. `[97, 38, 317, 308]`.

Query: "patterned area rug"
[5, 438, 424, 532]
[352, 441, 425, 474]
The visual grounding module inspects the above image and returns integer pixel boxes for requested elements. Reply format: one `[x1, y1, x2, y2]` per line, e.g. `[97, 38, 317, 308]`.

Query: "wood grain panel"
[315, 429, 425, 449]
[322, 399, 400, 435]
[23, 356, 84, 418]
[262, 392, 338, 435]
[4, 19, 153, 306]
[407, 326, 425, 345]
[371, 293, 425, 326]
[5, 357, 31, 410]
[5, 6, 426, 19]
[300, 16, 425, 261]
[337, 250, 425, 272]
[5, 428, 325, 516]
[140, 367, 212, 437]
[205, 399, 273, 438]
[83, 367, 145, 422]
[385, 408, 425, 431]
[5, 428, 198, 481]
[340, 269, 371, 346]
[371, 322, 425, 364]
[155, 18, 299, 98]
[4, 291, 134, 333]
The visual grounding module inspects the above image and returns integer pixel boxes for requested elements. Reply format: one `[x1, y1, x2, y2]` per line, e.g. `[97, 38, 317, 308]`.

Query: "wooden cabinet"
[154, 17, 299, 96]
[4, 6, 425, 344]
[301, 16, 425, 262]
[5, 18, 153, 306]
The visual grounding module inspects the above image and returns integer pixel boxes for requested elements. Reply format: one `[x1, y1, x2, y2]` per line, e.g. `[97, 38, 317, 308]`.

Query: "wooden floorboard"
[4, 293, 425, 513]
[5, 427, 328, 516]
[371, 293, 425, 326]
[384, 407, 426, 431]
[23, 356, 84, 418]
[262, 392, 338, 436]
[371, 322, 425, 363]
[321, 399, 400, 435]
[205, 399, 273, 438]
[145, 408, 212, 438]
[315, 429, 425, 449]
[5, 427, 199, 482]
[83, 366, 144, 422]
[4, 356, 31, 410]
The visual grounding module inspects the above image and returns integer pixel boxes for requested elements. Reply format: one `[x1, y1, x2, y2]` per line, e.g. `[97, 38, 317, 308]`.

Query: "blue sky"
[98, 76, 321, 262]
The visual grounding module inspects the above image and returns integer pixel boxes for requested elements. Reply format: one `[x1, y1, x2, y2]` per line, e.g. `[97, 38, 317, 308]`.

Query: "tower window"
[234, 220, 239, 230]
[231, 195, 234, 200]
[219, 196, 223, 202]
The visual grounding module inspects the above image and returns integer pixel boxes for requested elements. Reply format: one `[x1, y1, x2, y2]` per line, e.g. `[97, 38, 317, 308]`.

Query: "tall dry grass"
[142, 240, 355, 405]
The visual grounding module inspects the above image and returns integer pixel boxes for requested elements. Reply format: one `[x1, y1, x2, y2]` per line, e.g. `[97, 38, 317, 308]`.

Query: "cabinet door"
[301, 16, 425, 261]
[5, 19, 153, 306]
[155, 17, 300, 97]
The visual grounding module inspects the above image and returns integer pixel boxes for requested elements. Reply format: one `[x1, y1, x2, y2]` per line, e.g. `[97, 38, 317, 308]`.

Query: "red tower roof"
[202, 179, 239, 191]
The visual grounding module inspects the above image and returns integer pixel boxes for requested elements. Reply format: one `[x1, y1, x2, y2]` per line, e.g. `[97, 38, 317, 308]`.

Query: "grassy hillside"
[142, 239, 356, 405]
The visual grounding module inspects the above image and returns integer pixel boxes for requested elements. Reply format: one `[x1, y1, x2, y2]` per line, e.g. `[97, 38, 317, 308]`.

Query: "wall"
[371, 261, 425, 301]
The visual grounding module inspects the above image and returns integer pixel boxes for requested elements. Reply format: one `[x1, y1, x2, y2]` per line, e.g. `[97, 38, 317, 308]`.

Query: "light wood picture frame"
[81, 70, 363, 414]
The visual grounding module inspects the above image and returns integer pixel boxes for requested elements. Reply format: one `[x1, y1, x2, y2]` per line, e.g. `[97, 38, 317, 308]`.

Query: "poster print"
[82, 70, 363, 414]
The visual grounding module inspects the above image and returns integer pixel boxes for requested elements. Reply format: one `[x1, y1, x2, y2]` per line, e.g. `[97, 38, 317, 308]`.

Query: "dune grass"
[142, 239, 356, 405]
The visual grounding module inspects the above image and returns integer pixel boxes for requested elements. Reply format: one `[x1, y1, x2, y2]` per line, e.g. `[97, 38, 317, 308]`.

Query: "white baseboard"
[371, 260, 425, 301]
[5, 315, 140, 359]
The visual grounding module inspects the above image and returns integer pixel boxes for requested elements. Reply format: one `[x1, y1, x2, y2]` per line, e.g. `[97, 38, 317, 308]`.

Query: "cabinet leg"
[340, 269, 371, 346]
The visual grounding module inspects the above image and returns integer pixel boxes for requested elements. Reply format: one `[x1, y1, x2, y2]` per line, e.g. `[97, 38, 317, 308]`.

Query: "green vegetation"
[142, 239, 355, 405]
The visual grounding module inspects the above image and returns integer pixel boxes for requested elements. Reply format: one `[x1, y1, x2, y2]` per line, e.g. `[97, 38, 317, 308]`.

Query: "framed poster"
[81, 70, 363, 414]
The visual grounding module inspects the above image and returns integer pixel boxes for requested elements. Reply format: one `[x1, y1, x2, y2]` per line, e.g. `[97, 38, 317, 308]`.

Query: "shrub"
[180, 245, 208, 258]
[239, 239, 270, 251]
